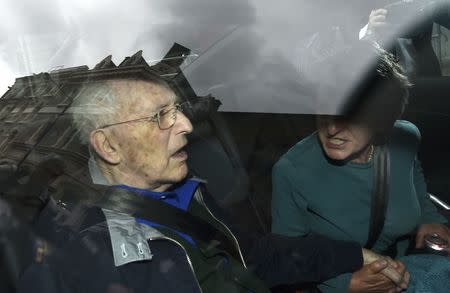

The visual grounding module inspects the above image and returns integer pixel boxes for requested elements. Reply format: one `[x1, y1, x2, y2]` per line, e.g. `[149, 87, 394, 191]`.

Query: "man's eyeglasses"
[99, 102, 191, 130]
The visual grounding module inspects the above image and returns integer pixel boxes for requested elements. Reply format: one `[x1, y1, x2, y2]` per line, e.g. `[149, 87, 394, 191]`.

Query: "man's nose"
[176, 111, 193, 134]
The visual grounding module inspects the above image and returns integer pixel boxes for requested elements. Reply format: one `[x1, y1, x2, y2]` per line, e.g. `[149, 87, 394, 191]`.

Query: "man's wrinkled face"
[107, 80, 193, 191]
[316, 116, 372, 162]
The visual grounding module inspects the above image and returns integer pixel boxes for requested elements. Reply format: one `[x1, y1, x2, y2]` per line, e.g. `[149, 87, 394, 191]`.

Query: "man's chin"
[163, 161, 190, 184]
[177, 163, 189, 180]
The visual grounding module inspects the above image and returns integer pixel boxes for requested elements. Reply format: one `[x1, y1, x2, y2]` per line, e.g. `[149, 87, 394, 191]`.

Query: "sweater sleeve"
[239, 232, 363, 287]
[18, 263, 71, 293]
[413, 158, 448, 224]
[271, 157, 310, 236]
[266, 156, 363, 287]
[200, 163, 364, 287]
[318, 273, 353, 293]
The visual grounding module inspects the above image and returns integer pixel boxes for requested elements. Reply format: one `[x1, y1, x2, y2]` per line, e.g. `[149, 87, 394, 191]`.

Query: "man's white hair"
[71, 80, 122, 144]
[71, 78, 172, 144]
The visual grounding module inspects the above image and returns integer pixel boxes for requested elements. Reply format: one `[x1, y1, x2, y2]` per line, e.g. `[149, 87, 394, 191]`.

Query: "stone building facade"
[0, 43, 197, 204]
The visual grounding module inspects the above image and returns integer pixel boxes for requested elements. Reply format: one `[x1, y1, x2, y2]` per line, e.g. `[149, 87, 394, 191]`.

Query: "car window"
[1, 1, 450, 292]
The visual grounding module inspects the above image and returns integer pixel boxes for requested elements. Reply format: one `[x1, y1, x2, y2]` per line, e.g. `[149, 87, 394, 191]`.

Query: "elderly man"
[18, 74, 404, 293]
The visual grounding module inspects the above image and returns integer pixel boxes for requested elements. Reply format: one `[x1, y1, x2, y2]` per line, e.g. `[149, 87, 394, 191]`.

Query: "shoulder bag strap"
[365, 144, 390, 249]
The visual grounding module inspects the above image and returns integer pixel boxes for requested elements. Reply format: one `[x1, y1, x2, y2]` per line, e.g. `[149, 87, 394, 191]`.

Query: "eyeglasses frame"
[98, 101, 190, 130]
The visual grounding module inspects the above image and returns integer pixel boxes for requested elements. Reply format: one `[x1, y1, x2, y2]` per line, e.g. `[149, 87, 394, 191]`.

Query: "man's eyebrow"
[148, 94, 179, 112]
[152, 99, 177, 113]
[156, 103, 170, 111]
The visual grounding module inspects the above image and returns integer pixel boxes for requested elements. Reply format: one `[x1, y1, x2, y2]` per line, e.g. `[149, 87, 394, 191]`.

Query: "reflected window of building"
[64, 128, 89, 157]
[58, 86, 80, 106]
[15, 123, 38, 145]
[6, 103, 32, 123]
[11, 106, 22, 114]
[23, 106, 35, 114]
[38, 117, 72, 147]
[44, 84, 60, 97]
[38, 106, 64, 114]
[0, 129, 18, 153]
[0, 131, 9, 153]
[0, 104, 16, 120]
[27, 122, 49, 145]
[21, 102, 43, 122]
[34, 84, 51, 97]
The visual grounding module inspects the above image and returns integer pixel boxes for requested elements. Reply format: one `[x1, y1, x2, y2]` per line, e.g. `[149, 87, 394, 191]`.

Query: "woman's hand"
[365, 9, 388, 40]
[349, 259, 408, 293]
[362, 249, 410, 286]
[349, 260, 398, 293]
[416, 223, 450, 253]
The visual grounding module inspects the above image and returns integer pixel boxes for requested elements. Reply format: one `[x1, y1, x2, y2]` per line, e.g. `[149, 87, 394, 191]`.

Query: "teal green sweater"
[271, 120, 447, 292]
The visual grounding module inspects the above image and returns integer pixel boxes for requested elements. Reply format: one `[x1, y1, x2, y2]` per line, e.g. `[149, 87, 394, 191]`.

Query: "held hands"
[416, 223, 450, 253]
[351, 249, 410, 293]
[349, 260, 409, 293]
[362, 249, 408, 285]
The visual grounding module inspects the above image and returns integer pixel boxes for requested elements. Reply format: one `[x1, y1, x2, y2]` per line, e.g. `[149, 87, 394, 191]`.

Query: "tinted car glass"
[1, 1, 450, 292]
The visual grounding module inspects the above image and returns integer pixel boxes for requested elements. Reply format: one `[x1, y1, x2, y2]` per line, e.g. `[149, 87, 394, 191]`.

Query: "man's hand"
[349, 260, 407, 293]
[416, 223, 450, 253]
[383, 258, 410, 290]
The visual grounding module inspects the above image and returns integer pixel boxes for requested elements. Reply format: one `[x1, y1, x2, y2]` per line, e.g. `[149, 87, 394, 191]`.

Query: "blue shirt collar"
[89, 156, 200, 211]
[113, 179, 200, 211]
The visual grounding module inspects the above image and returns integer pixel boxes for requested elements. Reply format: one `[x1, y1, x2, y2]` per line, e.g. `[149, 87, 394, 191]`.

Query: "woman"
[271, 43, 450, 292]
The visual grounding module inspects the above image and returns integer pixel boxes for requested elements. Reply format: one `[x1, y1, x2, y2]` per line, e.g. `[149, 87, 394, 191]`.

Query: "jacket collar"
[102, 209, 163, 267]
[87, 157, 208, 267]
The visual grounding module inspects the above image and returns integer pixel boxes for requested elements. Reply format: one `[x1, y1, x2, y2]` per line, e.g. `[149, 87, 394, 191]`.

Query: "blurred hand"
[349, 259, 406, 293]
[361, 249, 409, 290]
[366, 9, 388, 38]
[384, 258, 410, 290]
[362, 248, 384, 264]
[416, 223, 450, 253]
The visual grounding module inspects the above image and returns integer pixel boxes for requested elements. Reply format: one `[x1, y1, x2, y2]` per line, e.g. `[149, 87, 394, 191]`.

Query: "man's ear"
[89, 129, 121, 164]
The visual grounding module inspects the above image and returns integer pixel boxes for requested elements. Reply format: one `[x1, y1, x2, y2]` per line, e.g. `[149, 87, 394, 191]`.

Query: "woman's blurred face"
[317, 116, 373, 162]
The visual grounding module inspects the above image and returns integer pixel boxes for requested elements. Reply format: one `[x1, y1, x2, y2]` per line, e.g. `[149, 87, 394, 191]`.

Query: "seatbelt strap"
[365, 145, 390, 249]
[60, 181, 242, 262]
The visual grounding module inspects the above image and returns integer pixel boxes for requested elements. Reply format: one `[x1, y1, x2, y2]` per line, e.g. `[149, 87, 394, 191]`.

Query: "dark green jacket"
[19, 184, 270, 293]
[162, 188, 271, 293]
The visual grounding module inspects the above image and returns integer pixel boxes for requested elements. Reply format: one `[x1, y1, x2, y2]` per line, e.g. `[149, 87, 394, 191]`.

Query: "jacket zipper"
[150, 235, 204, 293]
[196, 192, 248, 269]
